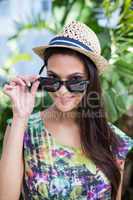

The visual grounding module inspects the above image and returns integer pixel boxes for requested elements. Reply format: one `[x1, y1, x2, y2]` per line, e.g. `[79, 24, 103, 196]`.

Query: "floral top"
[7, 111, 133, 200]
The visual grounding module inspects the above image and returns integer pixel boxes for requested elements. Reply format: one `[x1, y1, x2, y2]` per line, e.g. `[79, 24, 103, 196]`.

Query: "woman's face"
[47, 53, 88, 112]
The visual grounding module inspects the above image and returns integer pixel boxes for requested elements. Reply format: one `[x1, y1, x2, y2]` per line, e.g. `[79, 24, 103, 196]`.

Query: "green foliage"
[102, 0, 133, 121]
[102, 0, 122, 16]
[0, 91, 12, 155]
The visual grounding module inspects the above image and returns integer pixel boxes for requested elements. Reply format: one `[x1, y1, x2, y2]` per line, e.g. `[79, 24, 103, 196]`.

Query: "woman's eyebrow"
[47, 70, 86, 78]
[47, 71, 60, 78]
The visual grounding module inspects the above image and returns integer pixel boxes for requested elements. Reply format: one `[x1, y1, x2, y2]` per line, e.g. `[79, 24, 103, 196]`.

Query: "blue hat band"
[49, 36, 93, 52]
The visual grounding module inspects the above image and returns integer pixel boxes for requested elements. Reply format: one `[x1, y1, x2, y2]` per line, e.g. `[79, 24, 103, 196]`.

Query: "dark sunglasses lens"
[38, 77, 60, 92]
[67, 80, 89, 92]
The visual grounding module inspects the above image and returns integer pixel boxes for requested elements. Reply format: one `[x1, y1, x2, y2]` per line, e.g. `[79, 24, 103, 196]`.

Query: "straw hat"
[33, 21, 108, 74]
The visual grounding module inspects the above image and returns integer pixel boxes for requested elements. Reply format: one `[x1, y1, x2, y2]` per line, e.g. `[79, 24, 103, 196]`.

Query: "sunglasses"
[37, 76, 90, 93]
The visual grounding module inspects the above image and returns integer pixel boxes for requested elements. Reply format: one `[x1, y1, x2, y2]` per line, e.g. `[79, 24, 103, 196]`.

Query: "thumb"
[31, 80, 40, 96]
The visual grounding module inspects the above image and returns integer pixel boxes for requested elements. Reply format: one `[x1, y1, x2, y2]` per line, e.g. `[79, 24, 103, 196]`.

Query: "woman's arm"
[0, 75, 39, 200]
[116, 160, 125, 200]
[0, 116, 28, 200]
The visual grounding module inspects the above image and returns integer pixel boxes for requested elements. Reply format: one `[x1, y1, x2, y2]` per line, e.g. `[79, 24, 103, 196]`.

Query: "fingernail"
[27, 82, 31, 87]
[7, 85, 13, 88]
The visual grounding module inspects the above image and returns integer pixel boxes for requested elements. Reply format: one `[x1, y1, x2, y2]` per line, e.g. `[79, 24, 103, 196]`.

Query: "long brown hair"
[43, 47, 121, 199]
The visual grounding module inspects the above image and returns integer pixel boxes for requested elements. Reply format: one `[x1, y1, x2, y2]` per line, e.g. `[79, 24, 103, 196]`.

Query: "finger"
[10, 77, 26, 86]
[31, 81, 40, 96]
[2, 84, 15, 96]
[3, 84, 14, 90]
[10, 81, 17, 86]
[18, 75, 40, 87]
[20, 75, 40, 82]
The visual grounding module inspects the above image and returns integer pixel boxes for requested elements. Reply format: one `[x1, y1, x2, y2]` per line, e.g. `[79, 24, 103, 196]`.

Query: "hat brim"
[32, 45, 108, 75]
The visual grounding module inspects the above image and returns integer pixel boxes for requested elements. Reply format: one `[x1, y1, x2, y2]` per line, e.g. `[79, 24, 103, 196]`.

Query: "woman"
[0, 21, 133, 200]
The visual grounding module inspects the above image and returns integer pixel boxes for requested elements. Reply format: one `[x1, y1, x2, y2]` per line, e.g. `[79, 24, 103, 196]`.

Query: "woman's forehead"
[46, 54, 87, 75]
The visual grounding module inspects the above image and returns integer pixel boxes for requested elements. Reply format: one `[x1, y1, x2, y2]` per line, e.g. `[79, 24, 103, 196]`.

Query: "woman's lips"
[55, 96, 75, 103]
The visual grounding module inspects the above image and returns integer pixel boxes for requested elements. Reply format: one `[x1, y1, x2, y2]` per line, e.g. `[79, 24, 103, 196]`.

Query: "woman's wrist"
[13, 114, 30, 123]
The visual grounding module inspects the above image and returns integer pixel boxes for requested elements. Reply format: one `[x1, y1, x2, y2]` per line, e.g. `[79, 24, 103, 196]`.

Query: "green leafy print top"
[7, 111, 133, 200]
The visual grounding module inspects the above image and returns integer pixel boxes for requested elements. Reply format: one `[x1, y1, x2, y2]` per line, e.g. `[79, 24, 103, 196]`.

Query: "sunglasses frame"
[38, 76, 90, 93]
[34, 64, 91, 93]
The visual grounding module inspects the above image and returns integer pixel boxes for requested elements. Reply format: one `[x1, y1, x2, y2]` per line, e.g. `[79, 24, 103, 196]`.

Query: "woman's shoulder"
[108, 122, 133, 160]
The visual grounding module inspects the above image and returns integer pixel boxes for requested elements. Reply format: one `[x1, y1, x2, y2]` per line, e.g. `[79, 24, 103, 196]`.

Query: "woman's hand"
[3, 75, 40, 119]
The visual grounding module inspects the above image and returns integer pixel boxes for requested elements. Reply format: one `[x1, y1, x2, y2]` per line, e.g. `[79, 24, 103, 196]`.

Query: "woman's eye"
[48, 74, 58, 79]
[48, 76, 60, 82]
[70, 76, 83, 80]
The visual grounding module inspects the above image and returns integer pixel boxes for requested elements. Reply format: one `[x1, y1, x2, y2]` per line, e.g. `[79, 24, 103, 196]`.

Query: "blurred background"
[0, 0, 133, 199]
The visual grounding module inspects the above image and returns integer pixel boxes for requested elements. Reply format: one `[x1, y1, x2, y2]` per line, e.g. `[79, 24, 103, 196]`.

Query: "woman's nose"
[57, 84, 69, 95]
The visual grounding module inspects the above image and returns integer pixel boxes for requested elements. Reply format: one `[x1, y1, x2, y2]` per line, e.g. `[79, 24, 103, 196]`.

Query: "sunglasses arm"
[38, 63, 46, 75]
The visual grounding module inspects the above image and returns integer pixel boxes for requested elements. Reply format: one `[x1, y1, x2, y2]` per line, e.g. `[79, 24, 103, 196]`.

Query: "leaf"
[118, 70, 133, 80]
[115, 59, 133, 72]
[11, 53, 32, 64]
[103, 89, 118, 122]
[111, 72, 119, 85]
[114, 80, 127, 93]
[102, 79, 109, 90]
[113, 82, 128, 113]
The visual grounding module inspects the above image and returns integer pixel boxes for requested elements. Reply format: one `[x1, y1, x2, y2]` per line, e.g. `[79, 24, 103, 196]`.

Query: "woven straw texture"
[33, 20, 109, 74]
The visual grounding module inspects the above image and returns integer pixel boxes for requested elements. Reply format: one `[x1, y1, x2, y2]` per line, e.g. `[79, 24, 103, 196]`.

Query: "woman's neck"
[48, 104, 79, 124]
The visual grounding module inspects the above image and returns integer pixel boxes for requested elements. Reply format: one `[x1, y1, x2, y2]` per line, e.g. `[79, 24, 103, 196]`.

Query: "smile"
[56, 96, 75, 103]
